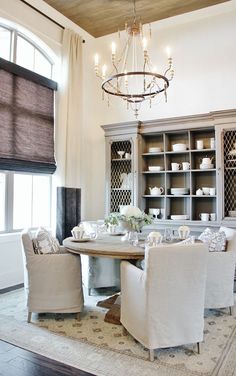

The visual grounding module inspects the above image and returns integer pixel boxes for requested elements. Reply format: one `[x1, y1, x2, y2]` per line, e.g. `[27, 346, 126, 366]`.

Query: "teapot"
[200, 156, 214, 165]
[149, 186, 164, 195]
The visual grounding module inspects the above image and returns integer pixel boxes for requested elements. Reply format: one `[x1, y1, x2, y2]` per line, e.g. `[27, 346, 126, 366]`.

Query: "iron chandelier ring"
[101, 71, 170, 103]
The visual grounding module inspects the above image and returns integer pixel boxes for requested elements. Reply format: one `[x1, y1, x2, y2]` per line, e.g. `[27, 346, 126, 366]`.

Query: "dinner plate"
[170, 215, 189, 220]
[148, 147, 161, 153]
[71, 238, 91, 242]
[200, 163, 214, 170]
[148, 166, 163, 171]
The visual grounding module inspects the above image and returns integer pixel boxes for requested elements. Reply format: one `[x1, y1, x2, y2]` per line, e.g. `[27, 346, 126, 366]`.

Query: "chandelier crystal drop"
[94, 0, 174, 119]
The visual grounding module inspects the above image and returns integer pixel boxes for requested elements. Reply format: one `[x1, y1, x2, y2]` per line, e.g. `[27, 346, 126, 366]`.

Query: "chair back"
[21, 229, 35, 259]
[143, 243, 208, 346]
[21, 229, 35, 293]
[219, 226, 236, 256]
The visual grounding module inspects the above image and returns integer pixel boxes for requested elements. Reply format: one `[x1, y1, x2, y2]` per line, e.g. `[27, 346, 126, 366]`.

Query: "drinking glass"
[128, 231, 139, 246]
[117, 151, 125, 159]
[164, 228, 174, 242]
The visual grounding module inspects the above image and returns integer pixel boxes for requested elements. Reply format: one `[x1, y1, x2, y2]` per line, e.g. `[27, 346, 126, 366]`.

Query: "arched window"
[0, 23, 54, 78]
[0, 21, 56, 233]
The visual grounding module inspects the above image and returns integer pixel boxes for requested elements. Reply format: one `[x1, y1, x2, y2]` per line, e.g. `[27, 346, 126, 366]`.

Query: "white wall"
[81, 1, 236, 220]
[0, 0, 236, 287]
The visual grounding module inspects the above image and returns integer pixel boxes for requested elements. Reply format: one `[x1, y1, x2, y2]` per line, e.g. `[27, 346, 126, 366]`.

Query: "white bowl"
[148, 166, 163, 171]
[148, 147, 161, 153]
[172, 143, 187, 152]
[200, 163, 214, 169]
[170, 215, 189, 220]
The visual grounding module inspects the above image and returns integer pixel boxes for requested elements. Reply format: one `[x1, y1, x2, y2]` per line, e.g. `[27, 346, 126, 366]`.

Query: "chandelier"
[94, 0, 174, 119]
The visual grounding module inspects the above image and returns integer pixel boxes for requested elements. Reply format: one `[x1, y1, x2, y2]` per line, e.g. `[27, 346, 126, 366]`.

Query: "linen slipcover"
[21, 229, 84, 314]
[204, 226, 236, 309]
[121, 243, 208, 350]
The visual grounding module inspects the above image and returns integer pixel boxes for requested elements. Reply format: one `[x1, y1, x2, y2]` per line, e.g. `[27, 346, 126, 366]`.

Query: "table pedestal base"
[97, 293, 121, 325]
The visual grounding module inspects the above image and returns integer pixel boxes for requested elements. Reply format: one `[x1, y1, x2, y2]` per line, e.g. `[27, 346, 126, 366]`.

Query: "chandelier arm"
[164, 66, 171, 77]
[120, 34, 131, 72]
[106, 79, 122, 94]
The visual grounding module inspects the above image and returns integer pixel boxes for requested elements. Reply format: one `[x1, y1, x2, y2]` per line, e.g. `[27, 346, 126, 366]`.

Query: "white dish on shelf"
[200, 163, 214, 169]
[228, 210, 236, 217]
[148, 147, 161, 153]
[170, 188, 189, 195]
[148, 166, 163, 171]
[228, 149, 236, 156]
[170, 215, 189, 220]
[172, 143, 187, 152]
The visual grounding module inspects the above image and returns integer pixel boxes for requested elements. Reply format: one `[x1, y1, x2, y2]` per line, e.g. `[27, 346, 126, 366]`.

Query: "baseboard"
[0, 283, 24, 294]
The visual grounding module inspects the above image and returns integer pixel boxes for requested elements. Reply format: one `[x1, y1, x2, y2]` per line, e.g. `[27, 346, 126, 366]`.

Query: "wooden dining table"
[63, 234, 145, 260]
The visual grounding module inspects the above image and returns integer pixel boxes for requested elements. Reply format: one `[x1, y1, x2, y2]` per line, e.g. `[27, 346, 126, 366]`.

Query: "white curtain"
[55, 29, 83, 188]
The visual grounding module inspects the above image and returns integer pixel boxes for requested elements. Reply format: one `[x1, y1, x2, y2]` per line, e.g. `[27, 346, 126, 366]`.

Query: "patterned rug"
[0, 289, 236, 376]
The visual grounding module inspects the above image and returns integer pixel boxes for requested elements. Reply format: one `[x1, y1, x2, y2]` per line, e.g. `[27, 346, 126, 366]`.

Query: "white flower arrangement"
[105, 205, 152, 232]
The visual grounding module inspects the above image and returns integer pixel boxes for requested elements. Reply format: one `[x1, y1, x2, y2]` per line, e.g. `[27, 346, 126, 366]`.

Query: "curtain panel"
[0, 57, 57, 174]
[55, 29, 83, 187]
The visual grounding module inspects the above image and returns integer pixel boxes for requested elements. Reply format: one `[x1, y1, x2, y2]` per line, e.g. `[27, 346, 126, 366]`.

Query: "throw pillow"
[33, 227, 60, 254]
[198, 228, 227, 252]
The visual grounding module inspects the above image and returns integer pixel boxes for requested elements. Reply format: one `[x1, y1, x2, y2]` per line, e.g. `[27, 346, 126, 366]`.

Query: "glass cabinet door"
[223, 129, 236, 219]
[110, 140, 133, 213]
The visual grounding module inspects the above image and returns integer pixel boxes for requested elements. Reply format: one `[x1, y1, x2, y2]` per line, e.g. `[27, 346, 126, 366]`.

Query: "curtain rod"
[20, 0, 85, 43]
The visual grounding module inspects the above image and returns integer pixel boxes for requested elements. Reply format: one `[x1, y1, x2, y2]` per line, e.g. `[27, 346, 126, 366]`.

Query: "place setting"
[71, 224, 97, 242]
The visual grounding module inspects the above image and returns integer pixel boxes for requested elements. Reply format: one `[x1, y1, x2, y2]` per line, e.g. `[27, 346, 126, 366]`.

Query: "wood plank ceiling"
[43, 0, 229, 37]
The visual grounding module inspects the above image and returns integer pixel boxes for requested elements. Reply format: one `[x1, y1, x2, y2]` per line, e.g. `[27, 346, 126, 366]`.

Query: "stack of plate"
[229, 210, 236, 217]
[200, 163, 214, 170]
[172, 143, 187, 152]
[170, 187, 189, 195]
[148, 166, 163, 171]
[170, 214, 189, 220]
[148, 147, 161, 153]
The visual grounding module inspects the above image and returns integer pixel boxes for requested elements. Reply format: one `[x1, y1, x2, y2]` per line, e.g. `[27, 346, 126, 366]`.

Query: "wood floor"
[0, 340, 95, 376]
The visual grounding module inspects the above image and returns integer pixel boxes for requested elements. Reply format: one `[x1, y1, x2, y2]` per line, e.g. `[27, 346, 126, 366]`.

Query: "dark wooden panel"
[0, 340, 95, 376]
[42, 0, 229, 37]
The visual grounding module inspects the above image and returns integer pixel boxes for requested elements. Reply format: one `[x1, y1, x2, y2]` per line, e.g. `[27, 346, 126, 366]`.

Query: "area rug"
[0, 289, 236, 376]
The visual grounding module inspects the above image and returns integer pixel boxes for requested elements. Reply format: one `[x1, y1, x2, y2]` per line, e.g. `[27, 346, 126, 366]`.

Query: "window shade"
[0, 57, 57, 174]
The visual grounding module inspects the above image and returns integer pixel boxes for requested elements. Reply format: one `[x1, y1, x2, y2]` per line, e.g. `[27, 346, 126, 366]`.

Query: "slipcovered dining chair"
[121, 243, 208, 361]
[204, 226, 236, 314]
[21, 229, 84, 322]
